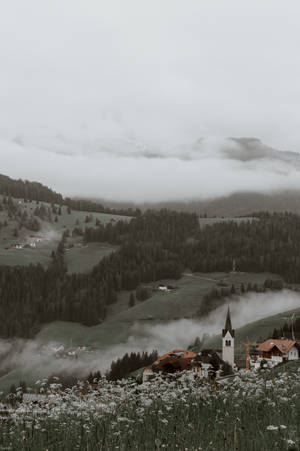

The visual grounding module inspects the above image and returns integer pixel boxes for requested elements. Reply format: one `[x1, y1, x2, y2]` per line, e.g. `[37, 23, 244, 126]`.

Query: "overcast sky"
[1, 1, 300, 201]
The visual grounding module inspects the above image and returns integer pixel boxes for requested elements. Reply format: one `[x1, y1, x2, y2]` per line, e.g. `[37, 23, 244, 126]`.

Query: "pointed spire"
[225, 307, 232, 331]
[222, 306, 235, 337]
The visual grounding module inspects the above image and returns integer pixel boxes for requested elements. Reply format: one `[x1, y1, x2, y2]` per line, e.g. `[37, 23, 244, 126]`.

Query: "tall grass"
[1, 368, 299, 450]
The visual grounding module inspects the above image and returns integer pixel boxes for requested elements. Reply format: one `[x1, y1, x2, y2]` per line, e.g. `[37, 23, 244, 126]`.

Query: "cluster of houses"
[142, 308, 300, 382]
[45, 343, 100, 359]
[14, 236, 47, 250]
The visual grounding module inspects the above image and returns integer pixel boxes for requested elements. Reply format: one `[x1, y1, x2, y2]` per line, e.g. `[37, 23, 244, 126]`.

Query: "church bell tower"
[222, 307, 235, 368]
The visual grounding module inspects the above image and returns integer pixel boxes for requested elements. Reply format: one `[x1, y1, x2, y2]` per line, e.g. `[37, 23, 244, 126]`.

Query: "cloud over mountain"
[2, 133, 300, 203]
[1, 1, 300, 202]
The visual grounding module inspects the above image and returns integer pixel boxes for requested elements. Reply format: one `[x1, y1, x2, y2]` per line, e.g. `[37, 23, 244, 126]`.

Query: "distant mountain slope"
[225, 137, 300, 165]
[94, 190, 300, 217]
[194, 190, 300, 216]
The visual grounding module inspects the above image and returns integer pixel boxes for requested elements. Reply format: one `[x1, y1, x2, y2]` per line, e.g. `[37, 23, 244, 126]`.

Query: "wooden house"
[256, 339, 300, 362]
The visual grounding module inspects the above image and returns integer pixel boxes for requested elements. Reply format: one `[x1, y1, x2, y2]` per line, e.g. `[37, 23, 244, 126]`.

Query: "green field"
[65, 242, 118, 273]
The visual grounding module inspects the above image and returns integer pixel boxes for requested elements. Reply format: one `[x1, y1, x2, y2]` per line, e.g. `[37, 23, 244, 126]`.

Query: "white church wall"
[222, 330, 234, 368]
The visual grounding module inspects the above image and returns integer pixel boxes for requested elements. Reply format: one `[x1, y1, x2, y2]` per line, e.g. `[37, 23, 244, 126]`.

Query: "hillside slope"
[0, 195, 131, 270]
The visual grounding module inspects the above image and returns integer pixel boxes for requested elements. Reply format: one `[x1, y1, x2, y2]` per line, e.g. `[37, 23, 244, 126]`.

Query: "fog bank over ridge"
[2, 136, 300, 203]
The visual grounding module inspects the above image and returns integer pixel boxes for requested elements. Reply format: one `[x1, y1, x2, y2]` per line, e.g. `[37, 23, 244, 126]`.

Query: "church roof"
[222, 307, 235, 337]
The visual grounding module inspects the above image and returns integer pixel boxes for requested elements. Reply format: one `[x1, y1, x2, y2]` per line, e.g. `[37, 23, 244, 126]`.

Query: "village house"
[142, 349, 197, 382]
[249, 338, 300, 369]
[142, 348, 224, 382]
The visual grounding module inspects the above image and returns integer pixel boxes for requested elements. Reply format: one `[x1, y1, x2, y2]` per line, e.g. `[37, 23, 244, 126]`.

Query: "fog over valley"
[1, 290, 299, 381]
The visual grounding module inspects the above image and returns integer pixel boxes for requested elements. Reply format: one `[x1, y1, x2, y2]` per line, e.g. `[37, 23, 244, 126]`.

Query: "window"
[225, 340, 231, 347]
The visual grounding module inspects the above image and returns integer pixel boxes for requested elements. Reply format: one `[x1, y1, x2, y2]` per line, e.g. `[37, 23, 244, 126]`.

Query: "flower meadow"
[1, 367, 300, 451]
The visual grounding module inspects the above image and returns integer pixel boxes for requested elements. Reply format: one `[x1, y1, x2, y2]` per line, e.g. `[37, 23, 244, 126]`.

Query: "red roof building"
[256, 339, 300, 361]
[152, 349, 197, 372]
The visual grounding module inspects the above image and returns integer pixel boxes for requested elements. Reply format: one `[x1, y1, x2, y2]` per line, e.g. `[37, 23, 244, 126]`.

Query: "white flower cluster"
[1, 365, 299, 449]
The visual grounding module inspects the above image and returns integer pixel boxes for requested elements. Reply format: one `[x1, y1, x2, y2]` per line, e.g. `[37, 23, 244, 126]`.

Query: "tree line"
[272, 318, 300, 341]
[106, 350, 158, 381]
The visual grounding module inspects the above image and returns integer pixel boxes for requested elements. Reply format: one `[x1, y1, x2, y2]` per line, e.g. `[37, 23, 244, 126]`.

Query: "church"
[222, 307, 235, 368]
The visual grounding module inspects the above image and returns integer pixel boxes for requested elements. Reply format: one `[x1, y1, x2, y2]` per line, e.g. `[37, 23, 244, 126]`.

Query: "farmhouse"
[249, 338, 300, 369]
[257, 338, 300, 360]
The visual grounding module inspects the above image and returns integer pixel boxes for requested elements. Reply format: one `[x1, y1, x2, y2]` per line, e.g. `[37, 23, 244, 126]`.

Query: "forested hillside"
[0, 210, 197, 337]
[0, 174, 63, 204]
[2, 193, 300, 339]
[187, 211, 300, 282]
[0, 173, 139, 217]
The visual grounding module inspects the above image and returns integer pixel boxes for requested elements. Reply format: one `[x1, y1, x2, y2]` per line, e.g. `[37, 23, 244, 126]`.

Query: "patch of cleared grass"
[65, 242, 118, 273]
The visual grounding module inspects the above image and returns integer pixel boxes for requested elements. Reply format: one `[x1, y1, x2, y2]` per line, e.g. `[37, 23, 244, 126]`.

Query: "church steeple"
[222, 306, 235, 368]
[222, 307, 235, 338]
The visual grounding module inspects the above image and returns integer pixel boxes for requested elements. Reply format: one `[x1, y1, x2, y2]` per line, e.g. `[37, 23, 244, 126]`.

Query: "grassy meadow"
[1, 366, 300, 450]
[65, 242, 118, 274]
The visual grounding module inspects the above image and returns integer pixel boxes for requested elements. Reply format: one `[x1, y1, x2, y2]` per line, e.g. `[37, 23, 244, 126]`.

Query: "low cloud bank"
[0, 290, 299, 384]
[2, 137, 300, 203]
